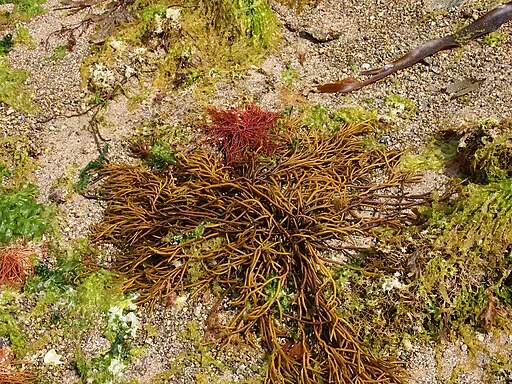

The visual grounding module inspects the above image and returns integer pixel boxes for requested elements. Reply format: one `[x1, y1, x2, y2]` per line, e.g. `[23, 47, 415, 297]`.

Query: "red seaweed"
[205, 104, 280, 165]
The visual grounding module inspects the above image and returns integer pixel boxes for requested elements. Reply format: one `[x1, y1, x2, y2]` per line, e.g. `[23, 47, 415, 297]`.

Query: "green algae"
[0, 57, 36, 112]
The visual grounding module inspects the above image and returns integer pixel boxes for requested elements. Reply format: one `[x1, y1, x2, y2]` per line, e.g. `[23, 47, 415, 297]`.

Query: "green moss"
[0, 57, 35, 112]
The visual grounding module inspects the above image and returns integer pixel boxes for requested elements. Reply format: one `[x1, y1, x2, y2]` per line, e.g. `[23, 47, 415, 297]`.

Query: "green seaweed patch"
[414, 179, 512, 333]
[74, 324, 141, 383]
[0, 33, 13, 54]
[25, 242, 134, 327]
[22, 240, 141, 378]
[0, 135, 40, 185]
[432, 119, 512, 182]
[74, 144, 108, 193]
[281, 63, 298, 85]
[331, 262, 420, 354]
[147, 141, 177, 169]
[129, 121, 200, 169]
[13, 0, 45, 19]
[304, 105, 378, 132]
[429, 179, 512, 264]
[386, 94, 417, 120]
[153, 320, 231, 382]
[134, 120, 196, 147]
[482, 32, 506, 47]
[73, 297, 142, 382]
[14, 26, 35, 48]
[471, 132, 512, 182]
[0, 288, 26, 352]
[180, 320, 226, 368]
[46, 44, 68, 61]
[0, 57, 36, 112]
[399, 136, 459, 172]
[0, 183, 54, 245]
[0, 0, 46, 28]
[340, 178, 512, 347]
[94, 0, 279, 90]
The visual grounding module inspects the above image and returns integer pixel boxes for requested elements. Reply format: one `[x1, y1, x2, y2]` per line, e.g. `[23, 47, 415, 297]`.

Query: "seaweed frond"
[0, 245, 35, 287]
[92, 116, 428, 383]
[0, 346, 36, 384]
[205, 104, 280, 165]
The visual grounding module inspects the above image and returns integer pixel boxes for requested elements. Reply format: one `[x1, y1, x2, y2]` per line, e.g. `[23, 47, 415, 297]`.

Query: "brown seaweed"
[92, 121, 435, 383]
[312, 2, 512, 94]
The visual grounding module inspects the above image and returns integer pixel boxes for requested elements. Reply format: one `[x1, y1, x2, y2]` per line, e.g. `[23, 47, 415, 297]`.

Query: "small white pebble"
[110, 40, 123, 50]
[43, 349, 63, 365]
[175, 294, 189, 309]
[166, 7, 181, 21]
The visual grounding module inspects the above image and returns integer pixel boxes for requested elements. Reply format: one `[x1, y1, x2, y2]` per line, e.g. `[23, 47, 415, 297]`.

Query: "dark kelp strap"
[312, 1, 512, 94]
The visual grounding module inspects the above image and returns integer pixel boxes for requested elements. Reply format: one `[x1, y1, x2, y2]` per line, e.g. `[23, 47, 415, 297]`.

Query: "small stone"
[110, 40, 123, 50]
[166, 7, 181, 21]
[44, 349, 63, 365]
[125, 66, 136, 78]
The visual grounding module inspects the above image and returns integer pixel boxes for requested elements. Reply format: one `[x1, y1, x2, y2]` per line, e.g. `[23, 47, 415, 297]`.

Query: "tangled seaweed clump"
[0, 245, 36, 288]
[205, 104, 280, 165]
[0, 345, 36, 384]
[92, 108, 432, 383]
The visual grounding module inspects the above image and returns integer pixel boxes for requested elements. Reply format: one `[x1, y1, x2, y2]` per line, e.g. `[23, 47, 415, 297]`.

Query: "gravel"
[1, 0, 511, 382]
